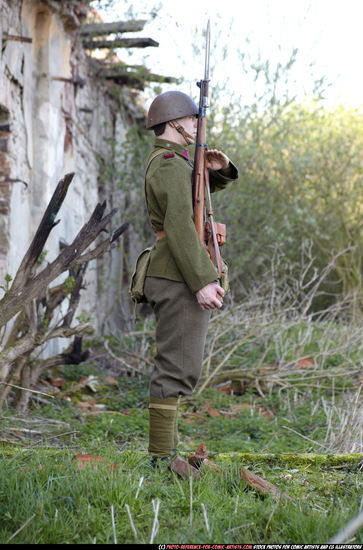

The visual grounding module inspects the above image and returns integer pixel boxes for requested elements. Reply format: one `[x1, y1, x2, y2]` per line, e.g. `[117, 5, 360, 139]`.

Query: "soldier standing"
[144, 90, 238, 477]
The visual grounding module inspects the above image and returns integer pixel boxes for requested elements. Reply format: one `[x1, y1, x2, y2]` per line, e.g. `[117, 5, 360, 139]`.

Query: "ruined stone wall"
[0, 0, 137, 351]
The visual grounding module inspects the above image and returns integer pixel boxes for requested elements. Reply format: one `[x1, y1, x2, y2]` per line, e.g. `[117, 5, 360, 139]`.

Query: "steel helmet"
[146, 91, 198, 129]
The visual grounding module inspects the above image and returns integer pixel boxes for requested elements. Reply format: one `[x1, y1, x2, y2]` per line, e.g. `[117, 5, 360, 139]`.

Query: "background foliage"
[111, 49, 363, 314]
[90, 0, 363, 314]
[203, 48, 362, 312]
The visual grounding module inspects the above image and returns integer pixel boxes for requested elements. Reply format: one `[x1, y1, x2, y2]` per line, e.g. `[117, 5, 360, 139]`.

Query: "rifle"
[193, 20, 224, 278]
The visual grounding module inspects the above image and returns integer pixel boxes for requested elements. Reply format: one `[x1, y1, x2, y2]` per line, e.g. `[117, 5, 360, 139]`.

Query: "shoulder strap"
[144, 148, 171, 222]
[144, 148, 170, 177]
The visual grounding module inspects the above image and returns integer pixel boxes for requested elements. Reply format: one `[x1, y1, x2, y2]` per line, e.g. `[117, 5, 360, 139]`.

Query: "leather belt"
[156, 230, 166, 240]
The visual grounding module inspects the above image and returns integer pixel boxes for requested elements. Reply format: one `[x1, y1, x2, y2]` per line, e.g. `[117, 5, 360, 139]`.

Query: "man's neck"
[159, 127, 187, 147]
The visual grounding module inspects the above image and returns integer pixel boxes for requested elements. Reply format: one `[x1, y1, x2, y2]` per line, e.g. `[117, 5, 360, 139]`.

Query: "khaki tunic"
[145, 138, 238, 293]
[144, 137, 238, 399]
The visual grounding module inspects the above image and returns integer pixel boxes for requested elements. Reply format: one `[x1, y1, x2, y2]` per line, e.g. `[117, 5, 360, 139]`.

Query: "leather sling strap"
[144, 148, 170, 177]
[169, 120, 194, 145]
[145, 148, 173, 239]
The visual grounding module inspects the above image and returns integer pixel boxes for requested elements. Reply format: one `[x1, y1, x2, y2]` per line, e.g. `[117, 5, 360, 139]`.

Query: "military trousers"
[144, 276, 211, 399]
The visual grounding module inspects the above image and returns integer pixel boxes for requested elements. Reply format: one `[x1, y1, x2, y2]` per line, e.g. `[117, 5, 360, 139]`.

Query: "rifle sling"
[144, 148, 170, 231]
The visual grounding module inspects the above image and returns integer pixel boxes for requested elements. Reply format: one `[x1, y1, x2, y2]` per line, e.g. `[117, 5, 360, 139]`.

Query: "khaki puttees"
[148, 396, 178, 457]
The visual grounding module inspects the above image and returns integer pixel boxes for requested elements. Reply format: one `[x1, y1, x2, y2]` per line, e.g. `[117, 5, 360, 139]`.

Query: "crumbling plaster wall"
[0, 0, 135, 350]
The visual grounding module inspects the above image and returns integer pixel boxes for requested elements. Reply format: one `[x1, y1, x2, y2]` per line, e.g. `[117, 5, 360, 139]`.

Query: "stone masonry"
[0, 0, 148, 353]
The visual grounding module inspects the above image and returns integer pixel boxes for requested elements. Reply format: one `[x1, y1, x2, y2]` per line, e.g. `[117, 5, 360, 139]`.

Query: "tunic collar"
[154, 138, 190, 160]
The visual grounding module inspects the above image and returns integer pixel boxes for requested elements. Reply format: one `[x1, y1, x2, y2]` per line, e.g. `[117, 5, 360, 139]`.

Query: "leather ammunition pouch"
[205, 221, 226, 247]
[204, 221, 229, 293]
[129, 247, 153, 305]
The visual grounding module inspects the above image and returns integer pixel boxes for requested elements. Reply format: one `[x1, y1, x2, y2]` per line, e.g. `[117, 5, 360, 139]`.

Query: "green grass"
[0, 332, 362, 544]
[0, 446, 362, 544]
[1, 376, 337, 454]
[1, 372, 362, 544]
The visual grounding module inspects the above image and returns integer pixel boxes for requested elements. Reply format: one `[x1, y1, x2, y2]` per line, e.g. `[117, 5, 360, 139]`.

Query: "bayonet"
[203, 20, 210, 110]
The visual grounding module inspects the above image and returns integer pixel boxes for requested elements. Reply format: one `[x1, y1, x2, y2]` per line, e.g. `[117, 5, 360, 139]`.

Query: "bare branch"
[0, 177, 127, 328]
[11, 173, 75, 291]
[0, 323, 92, 367]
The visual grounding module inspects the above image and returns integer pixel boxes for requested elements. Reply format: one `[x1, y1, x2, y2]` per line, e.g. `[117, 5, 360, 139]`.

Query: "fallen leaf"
[76, 400, 105, 412]
[257, 406, 275, 419]
[227, 403, 251, 416]
[188, 442, 208, 468]
[75, 454, 117, 471]
[76, 454, 103, 469]
[183, 417, 198, 425]
[295, 357, 315, 368]
[181, 411, 206, 424]
[188, 443, 222, 473]
[206, 408, 220, 417]
[76, 401, 93, 410]
[50, 377, 65, 387]
[104, 376, 118, 385]
[194, 442, 208, 459]
[218, 385, 231, 394]
[256, 363, 276, 374]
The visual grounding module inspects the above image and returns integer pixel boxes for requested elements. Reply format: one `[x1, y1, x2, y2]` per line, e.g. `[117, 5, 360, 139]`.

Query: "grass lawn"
[0, 368, 362, 544]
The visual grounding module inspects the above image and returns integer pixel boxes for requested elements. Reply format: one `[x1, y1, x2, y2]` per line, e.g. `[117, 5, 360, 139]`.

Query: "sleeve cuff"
[217, 161, 238, 179]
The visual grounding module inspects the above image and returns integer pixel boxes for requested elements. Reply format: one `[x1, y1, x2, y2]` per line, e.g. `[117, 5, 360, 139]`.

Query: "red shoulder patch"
[163, 153, 175, 158]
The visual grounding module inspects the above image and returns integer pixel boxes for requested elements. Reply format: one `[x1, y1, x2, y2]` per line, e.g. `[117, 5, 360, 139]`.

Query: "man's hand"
[205, 149, 229, 171]
[195, 282, 225, 310]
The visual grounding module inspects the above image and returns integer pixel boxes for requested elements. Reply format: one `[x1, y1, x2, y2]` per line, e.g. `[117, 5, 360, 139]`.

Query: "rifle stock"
[193, 22, 223, 278]
[193, 87, 207, 244]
